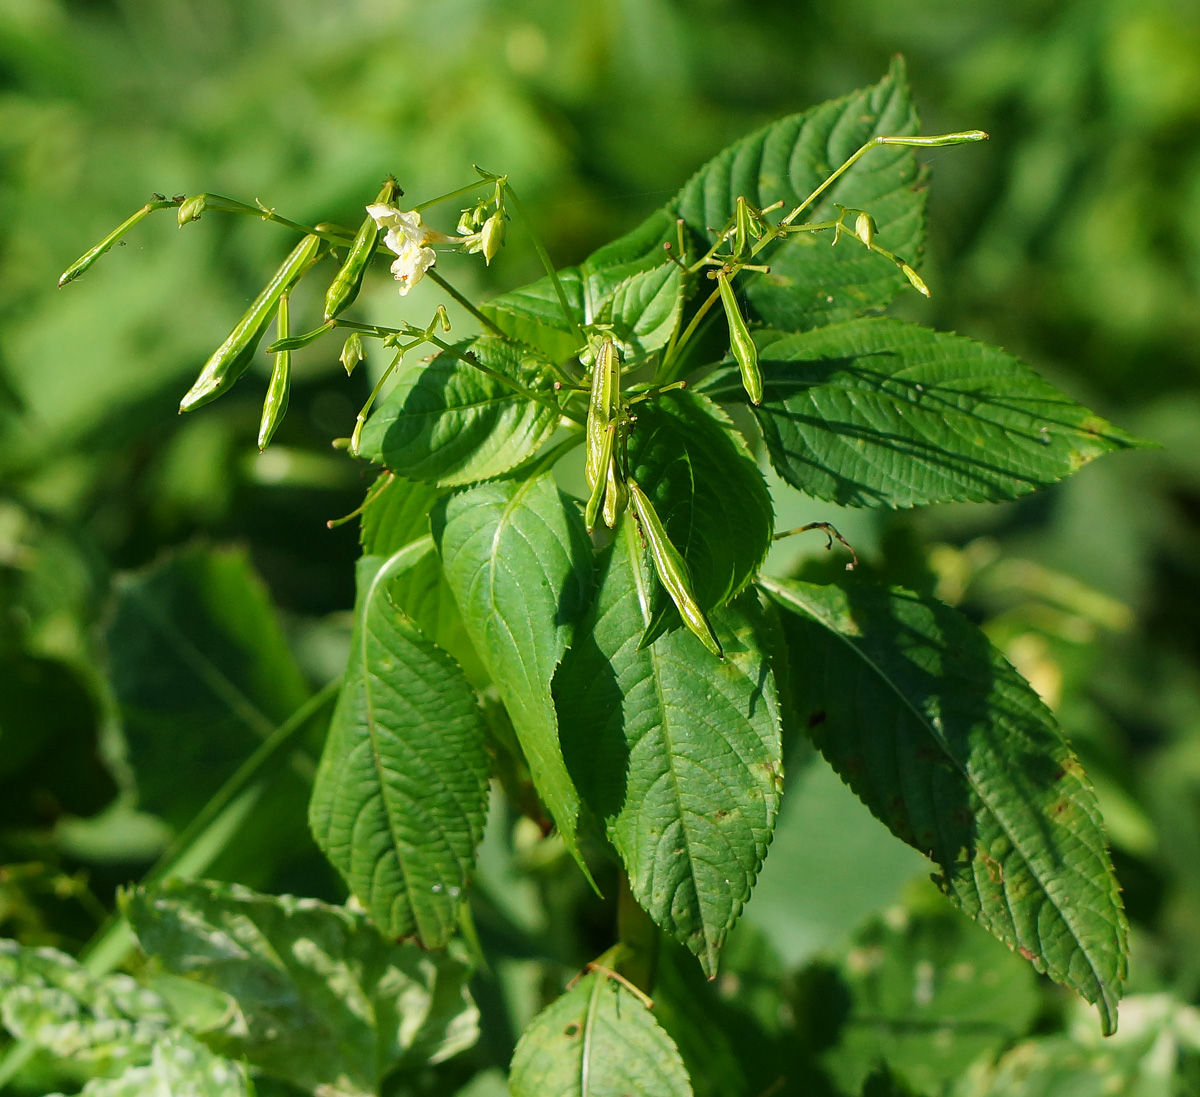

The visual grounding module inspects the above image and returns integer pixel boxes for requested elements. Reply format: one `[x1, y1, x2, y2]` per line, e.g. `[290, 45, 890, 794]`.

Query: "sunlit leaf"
[433, 471, 594, 876]
[509, 970, 692, 1097]
[125, 878, 479, 1097]
[358, 337, 559, 486]
[310, 544, 490, 946]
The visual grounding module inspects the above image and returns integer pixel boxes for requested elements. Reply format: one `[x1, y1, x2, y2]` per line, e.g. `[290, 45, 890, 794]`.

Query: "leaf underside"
[763, 576, 1128, 1034]
[556, 520, 782, 974]
[310, 546, 490, 947]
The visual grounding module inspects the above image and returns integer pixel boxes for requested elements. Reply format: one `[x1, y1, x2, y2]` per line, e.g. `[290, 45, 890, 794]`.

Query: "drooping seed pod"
[602, 454, 628, 530]
[58, 200, 173, 287]
[627, 479, 722, 659]
[323, 177, 398, 320]
[854, 210, 877, 249]
[179, 233, 321, 413]
[585, 421, 616, 534]
[257, 294, 291, 451]
[585, 335, 621, 491]
[716, 270, 762, 406]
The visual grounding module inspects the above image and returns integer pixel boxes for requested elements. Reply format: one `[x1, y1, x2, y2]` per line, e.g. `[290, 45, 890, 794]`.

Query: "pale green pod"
[584, 422, 616, 534]
[854, 210, 877, 248]
[716, 270, 762, 406]
[602, 456, 627, 530]
[627, 479, 722, 659]
[179, 233, 321, 413]
[58, 200, 173, 287]
[323, 177, 398, 320]
[258, 294, 291, 451]
[585, 336, 621, 490]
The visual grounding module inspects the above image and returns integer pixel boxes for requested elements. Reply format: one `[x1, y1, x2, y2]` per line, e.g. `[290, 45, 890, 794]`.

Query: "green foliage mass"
[2, 2, 1200, 1095]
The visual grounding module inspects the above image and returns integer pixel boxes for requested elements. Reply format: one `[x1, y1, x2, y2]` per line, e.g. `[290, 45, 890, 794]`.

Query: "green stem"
[426, 269, 506, 337]
[188, 193, 354, 245]
[413, 178, 491, 214]
[502, 183, 583, 345]
[658, 283, 722, 383]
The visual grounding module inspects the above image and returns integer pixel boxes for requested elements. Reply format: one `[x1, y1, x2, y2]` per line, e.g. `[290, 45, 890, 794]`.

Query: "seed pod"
[179, 232, 321, 413]
[323, 177, 398, 320]
[258, 295, 291, 451]
[481, 210, 505, 264]
[58, 200, 172, 287]
[177, 195, 207, 225]
[900, 261, 931, 297]
[602, 455, 627, 530]
[340, 332, 365, 376]
[627, 479, 722, 659]
[585, 336, 621, 490]
[716, 270, 762, 405]
[584, 421, 616, 534]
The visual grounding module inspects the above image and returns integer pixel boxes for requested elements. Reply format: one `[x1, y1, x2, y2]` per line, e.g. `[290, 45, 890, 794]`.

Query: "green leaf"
[555, 519, 782, 973]
[483, 60, 924, 347]
[508, 970, 693, 1097]
[357, 337, 560, 486]
[762, 576, 1129, 1034]
[483, 212, 684, 363]
[359, 472, 488, 689]
[0, 940, 170, 1076]
[702, 318, 1144, 508]
[959, 994, 1200, 1096]
[625, 389, 773, 633]
[104, 544, 311, 827]
[310, 543, 490, 947]
[809, 888, 1040, 1095]
[432, 471, 594, 877]
[56, 1034, 251, 1097]
[124, 878, 479, 1097]
[677, 57, 925, 331]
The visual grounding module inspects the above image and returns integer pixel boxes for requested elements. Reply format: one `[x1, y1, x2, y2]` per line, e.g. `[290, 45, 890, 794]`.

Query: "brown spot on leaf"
[564, 1022, 581, 1038]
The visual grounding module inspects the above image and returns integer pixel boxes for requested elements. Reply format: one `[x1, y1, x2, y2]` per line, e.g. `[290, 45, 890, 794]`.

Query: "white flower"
[366, 203, 455, 295]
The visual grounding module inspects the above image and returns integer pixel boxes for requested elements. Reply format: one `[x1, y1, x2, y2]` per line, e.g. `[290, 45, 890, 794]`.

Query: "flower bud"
[341, 332, 365, 376]
[854, 211, 877, 249]
[481, 211, 505, 264]
[177, 195, 207, 225]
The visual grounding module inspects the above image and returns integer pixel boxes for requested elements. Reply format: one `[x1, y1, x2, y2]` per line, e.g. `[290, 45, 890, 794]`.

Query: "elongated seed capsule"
[58, 200, 174, 287]
[627, 479, 722, 659]
[180, 233, 321, 412]
[324, 177, 398, 320]
[602, 454, 627, 530]
[585, 422, 616, 534]
[716, 270, 762, 406]
[258, 294, 291, 451]
[585, 335, 621, 489]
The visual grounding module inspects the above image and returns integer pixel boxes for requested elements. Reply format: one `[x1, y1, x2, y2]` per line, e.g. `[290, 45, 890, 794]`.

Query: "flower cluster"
[366, 203, 461, 295]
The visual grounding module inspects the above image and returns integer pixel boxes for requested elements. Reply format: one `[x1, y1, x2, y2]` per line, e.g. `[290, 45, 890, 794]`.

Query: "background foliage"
[2, 0, 1200, 1093]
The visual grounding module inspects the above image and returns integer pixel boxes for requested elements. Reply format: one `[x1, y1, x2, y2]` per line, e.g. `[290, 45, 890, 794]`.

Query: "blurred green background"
[3, 0, 1200, 1090]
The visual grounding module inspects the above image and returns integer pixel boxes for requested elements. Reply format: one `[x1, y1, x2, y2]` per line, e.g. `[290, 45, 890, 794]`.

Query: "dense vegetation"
[3, 2, 1200, 1094]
